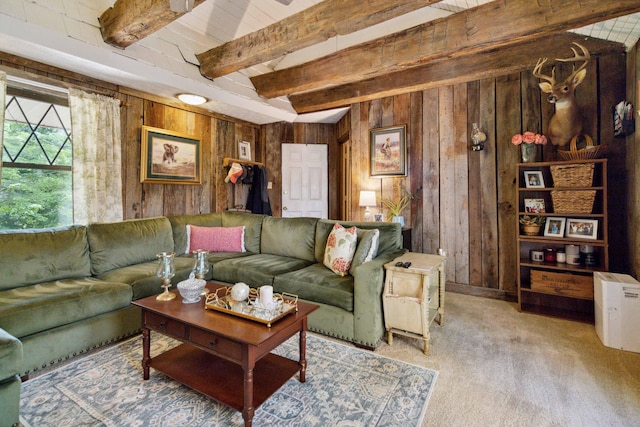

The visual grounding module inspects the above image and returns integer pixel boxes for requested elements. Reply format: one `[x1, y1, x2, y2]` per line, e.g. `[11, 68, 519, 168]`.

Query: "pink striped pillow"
[186, 225, 245, 253]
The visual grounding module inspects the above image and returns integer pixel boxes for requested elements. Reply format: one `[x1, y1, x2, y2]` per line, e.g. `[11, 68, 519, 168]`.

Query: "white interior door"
[281, 144, 328, 218]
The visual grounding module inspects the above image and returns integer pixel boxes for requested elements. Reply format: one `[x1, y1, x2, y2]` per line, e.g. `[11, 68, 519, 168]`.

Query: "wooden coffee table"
[133, 282, 318, 427]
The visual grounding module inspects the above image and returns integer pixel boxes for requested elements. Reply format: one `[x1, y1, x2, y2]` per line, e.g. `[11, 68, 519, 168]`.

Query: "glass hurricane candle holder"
[192, 249, 209, 279]
[156, 252, 176, 301]
[192, 249, 210, 295]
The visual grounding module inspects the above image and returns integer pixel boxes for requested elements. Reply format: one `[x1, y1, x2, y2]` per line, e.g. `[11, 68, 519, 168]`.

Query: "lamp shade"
[359, 191, 377, 207]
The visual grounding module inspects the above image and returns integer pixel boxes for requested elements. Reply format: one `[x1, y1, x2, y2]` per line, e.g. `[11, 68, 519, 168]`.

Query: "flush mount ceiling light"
[177, 93, 207, 105]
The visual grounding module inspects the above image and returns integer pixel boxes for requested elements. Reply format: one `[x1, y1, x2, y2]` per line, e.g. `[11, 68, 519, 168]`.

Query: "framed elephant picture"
[140, 126, 202, 185]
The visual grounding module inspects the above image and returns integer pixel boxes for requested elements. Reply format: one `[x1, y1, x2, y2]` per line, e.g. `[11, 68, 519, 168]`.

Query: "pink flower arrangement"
[512, 131, 547, 146]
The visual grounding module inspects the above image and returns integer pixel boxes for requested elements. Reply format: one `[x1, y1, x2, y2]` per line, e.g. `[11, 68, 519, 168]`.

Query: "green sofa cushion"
[168, 213, 223, 255]
[0, 226, 90, 291]
[222, 211, 265, 254]
[261, 216, 318, 262]
[88, 217, 174, 275]
[96, 257, 194, 300]
[273, 263, 354, 312]
[0, 328, 22, 380]
[206, 251, 254, 264]
[212, 254, 312, 287]
[0, 278, 132, 338]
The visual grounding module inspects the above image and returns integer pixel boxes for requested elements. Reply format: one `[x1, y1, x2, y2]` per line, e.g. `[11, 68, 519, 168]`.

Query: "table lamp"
[359, 190, 377, 221]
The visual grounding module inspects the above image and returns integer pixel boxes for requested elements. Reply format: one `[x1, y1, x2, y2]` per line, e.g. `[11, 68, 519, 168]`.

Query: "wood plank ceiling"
[96, 0, 640, 120]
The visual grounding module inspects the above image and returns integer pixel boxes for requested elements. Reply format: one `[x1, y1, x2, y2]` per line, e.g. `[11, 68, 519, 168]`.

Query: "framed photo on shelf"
[524, 171, 545, 188]
[238, 140, 252, 161]
[565, 218, 598, 240]
[373, 213, 384, 222]
[140, 125, 201, 185]
[544, 217, 566, 237]
[524, 198, 546, 213]
[369, 125, 406, 177]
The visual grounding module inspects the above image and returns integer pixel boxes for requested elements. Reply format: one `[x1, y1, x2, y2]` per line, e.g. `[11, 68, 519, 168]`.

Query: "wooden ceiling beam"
[252, 0, 640, 99]
[99, 0, 207, 48]
[289, 34, 626, 114]
[196, 0, 441, 79]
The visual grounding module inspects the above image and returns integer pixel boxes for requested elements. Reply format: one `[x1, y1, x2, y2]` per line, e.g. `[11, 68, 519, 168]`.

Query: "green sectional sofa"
[0, 211, 403, 427]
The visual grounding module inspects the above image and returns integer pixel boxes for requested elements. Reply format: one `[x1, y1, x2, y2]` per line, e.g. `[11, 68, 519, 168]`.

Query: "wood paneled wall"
[117, 95, 260, 219]
[342, 52, 628, 295]
[626, 42, 640, 279]
[0, 51, 261, 220]
[260, 122, 338, 219]
[2, 48, 633, 293]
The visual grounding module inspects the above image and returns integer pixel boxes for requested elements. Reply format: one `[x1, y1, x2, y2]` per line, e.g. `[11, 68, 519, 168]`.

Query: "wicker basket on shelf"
[522, 224, 542, 236]
[551, 190, 596, 214]
[550, 163, 594, 188]
[557, 133, 605, 161]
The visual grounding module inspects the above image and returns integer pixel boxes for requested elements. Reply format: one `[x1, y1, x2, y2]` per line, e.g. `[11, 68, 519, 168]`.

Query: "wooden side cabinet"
[516, 159, 608, 323]
[383, 252, 446, 355]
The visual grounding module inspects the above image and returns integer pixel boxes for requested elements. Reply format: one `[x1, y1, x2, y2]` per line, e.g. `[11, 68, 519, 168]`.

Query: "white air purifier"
[593, 272, 640, 353]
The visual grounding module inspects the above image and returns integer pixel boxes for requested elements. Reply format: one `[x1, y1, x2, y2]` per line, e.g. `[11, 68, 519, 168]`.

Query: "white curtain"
[69, 88, 123, 224]
[0, 71, 6, 185]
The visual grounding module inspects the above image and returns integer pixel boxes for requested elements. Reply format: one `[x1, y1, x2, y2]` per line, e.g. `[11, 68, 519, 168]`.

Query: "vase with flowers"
[512, 131, 547, 162]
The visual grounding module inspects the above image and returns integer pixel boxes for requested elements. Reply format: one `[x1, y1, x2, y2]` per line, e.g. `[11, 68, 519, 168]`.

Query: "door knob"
[283, 207, 288, 210]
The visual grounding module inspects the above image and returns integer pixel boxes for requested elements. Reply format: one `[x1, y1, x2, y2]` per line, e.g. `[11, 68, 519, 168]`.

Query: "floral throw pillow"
[323, 223, 358, 276]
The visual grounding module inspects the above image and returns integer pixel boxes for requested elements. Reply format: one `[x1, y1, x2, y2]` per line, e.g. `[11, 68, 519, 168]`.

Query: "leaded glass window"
[1, 87, 73, 229]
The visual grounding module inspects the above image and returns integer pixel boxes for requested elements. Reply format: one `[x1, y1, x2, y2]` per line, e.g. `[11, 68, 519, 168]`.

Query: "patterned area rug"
[20, 333, 437, 426]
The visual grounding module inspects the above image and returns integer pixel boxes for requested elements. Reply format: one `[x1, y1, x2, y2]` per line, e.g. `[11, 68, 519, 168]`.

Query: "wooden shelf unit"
[516, 159, 608, 322]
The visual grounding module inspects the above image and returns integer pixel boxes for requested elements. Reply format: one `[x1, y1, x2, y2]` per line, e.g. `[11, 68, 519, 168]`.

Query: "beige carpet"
[373, 292, 640, 426]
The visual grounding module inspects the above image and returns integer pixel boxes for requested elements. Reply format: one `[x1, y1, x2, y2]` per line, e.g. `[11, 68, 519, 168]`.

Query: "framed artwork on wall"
[369, 125, 406, 177]
[140, 125, 202, 185]
[238, 140, 252, 161]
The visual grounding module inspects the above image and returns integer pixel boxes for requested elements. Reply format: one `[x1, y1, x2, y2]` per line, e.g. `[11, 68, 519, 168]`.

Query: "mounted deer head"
[533, 42, 590, 146]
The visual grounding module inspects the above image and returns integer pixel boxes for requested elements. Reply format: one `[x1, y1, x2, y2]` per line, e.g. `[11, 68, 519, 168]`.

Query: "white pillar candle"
[260, 285, 273, 308]
[565, 244, 580, 265]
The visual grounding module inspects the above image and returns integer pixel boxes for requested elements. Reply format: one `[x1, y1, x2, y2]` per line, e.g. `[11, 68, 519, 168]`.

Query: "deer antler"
[532, 57, 555, 84]
[555, 42, 590, 81]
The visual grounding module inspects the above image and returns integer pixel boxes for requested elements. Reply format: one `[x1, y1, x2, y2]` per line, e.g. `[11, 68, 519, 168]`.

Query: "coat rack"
[222, 157, 264, 167]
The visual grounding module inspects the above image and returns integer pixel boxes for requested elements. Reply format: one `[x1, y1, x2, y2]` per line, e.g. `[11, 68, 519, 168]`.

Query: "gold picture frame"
[370, 125, 407, 177]
[140, 125, 202, 185]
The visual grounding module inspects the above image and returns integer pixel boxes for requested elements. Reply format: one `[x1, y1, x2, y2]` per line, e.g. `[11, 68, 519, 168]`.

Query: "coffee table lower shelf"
[151, 344, 300, 411]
